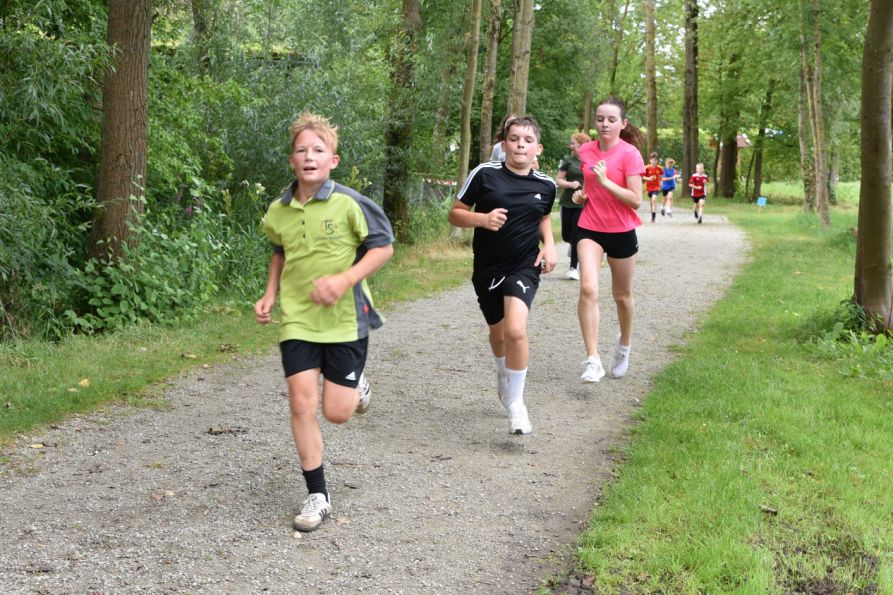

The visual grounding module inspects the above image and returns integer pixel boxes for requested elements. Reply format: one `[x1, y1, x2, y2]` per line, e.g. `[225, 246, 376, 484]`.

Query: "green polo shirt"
[261, 178, 395, 344]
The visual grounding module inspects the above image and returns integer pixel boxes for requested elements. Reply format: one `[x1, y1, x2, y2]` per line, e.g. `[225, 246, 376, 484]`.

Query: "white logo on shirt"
[345, 371, 357, 381]
[534, 193, 542, 200]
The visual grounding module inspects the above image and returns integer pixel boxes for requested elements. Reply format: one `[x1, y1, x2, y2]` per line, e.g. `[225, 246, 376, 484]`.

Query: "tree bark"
[855, 0, 893, 331]
[479, 0, 503, 162]
[582, 90, 593, 134]
[718, 131, 737, 197]
[383, 0, 422, 243]
[91, 0, 152, 261]
[190, 0, 210, 76]
[507, 0, 534, 115]
[608, 0, 631, 95]
[682, 0, 699, 192]
[644, 0, 658, 155]
[458, 0, 483, 186]
[798, 62, 816, 212]
[751, 81, 774, 201]
[801, 0, 829, 225]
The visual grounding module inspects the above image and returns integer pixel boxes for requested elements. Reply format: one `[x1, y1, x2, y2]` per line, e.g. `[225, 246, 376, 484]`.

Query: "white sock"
[505, 367, 527, 411]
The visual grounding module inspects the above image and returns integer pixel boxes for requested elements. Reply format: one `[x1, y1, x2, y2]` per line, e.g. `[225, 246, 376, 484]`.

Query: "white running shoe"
[580, 356, 606, 382]
[508, 402, 532, 435]
[293, 493, 331, 532]
[566, 267, 580, 281]
[355, 373, 371, 414]
[610, 334, 631, 378]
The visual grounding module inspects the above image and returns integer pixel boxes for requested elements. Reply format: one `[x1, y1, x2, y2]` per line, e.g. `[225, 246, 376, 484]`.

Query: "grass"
[0, 236, 472, 441]
[567, 200, 893, 593]
[760, 180, 860, 206]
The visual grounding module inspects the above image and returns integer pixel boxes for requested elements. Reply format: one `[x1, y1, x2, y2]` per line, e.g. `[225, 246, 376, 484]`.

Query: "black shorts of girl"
[280, 338, 368, 388]
[471, 266, 540, 326]
[576, 227, 639, 259]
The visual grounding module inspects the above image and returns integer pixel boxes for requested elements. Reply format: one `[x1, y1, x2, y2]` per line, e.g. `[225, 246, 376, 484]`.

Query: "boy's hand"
[254, 295, 276, 324]
[310, 273, 351, 306]
[535, 244, 558, 274]
[482, 208, 508, 231]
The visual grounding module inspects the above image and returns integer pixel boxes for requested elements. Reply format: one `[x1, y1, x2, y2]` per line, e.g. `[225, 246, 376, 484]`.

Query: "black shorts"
[471, 266, 540, 326]
[279, 338, 368, 387]
[648, 190, 660, 198]
[576, 227, 639, 259]
[692, 195, 706, 203]
[662, 187, 675, 196]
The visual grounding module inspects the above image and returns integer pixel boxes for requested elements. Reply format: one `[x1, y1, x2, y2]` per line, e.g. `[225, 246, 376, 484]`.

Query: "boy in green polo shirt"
[255, 112, 394, 532]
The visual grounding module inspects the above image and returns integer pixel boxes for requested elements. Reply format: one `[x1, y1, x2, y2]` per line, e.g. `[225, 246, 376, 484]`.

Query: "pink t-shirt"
[577, 139, 645, 233]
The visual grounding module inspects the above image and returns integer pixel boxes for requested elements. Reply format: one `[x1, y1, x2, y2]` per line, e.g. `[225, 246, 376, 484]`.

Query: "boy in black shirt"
[448, 116, 557, 435]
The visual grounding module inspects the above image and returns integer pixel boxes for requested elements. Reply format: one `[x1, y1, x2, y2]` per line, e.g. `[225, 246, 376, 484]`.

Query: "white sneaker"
[565, 267, 580, 281]
[508, 402, 532, 435]
[580, 356, 606, 382]
[610, 335, 631, 378]
[293, 493, 331, 532]
[355, 373, 371, 414]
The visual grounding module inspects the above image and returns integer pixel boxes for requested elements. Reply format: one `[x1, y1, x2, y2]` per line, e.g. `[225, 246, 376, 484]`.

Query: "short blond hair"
[289, 112, 338, 152]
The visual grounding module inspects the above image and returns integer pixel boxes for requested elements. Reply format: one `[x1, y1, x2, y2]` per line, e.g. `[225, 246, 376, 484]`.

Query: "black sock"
[302, 465, 328, 501]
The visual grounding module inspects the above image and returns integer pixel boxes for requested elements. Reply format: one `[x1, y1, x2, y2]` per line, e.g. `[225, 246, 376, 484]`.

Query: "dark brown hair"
[597, 96, 644, 150]
[505, 115, 542, 143]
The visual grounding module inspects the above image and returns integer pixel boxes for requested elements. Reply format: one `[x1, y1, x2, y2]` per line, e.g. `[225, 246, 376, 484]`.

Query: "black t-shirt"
[458, 162, 557, 275]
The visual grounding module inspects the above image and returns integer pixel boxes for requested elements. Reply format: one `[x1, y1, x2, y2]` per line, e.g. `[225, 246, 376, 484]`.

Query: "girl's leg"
[607, 254, 637, 346]
[577, 238, 606, 358]
[569, 208, 582, 269]
[666, 191, 674, 214]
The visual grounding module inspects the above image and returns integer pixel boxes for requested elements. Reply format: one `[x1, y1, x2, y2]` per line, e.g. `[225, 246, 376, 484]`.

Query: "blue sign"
[756, 196, 767, 207]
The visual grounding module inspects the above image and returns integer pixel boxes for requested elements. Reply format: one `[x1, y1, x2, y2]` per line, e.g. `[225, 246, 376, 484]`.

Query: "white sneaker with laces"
[580, 356, 606, 382]
[565, 267, 580, 281]
[610, 334, 631, 378]
[355, 373, 371, 414]
[508, 402, 532, 435]
[293, 492, 331, 532]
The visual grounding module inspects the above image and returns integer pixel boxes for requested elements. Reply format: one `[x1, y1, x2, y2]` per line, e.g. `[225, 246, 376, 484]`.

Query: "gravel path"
[1, 207, 747, 594]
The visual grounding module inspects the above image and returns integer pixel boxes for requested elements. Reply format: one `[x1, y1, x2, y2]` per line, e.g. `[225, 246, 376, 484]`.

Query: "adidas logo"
[534, 193, 542, 200]
[345, 371, 357, 381]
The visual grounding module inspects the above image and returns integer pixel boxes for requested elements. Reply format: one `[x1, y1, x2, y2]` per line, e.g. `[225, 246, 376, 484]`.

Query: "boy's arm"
[536, 215, 558, 273]
[254, 251, 284, 324]
[309, 244, 394, 307]
[448, 200, 507, 231]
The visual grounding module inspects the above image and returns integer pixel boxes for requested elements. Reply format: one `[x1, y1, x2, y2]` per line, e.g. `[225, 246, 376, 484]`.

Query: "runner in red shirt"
[643, 153, 663, 223]
[689, 162, 709, 224]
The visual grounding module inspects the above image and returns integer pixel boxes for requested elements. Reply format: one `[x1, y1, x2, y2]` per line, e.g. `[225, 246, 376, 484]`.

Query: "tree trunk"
[608, 0, 631, 95]
[582, 90, 593, 134]
[507, 0, 534, 115]
[432, 6, 470, 169]
[458, 0, 483, 186]
[854, 0, 893, 331]
[382, 0, 422, 243]
[479, 0, 503, 163]
[644, 0, 658, 155]
[190, 0, 210, 76]
[801, 0, 829, 225]
[91, 0, 152, 261]
[752, 81, 774, 201]
[718, 131, 737, 197]
[682, 0, 699, 193]
[798, 54, 816, 212]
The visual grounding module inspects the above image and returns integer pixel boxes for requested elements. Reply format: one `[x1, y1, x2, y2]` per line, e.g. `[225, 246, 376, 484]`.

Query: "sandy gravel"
[0, 206, 747, 594]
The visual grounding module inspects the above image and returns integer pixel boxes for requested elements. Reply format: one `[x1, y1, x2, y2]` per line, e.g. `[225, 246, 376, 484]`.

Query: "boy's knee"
[322, 401, 353, 424]
[503, 321, 527, 344]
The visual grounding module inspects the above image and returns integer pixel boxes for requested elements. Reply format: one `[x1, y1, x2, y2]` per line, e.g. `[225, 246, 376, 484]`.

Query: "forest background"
[2, 0, 886, 343]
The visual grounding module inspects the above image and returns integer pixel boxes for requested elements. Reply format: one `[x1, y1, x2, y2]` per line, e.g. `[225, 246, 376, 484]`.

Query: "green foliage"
[803, 300, 893, 379]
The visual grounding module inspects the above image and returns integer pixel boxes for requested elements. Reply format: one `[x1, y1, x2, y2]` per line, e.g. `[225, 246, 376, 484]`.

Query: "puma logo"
[516, 280, 530, 294]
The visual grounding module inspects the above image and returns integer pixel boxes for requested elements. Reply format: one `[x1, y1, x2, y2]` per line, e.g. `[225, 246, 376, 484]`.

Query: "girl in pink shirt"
[572, 96, 645, 383]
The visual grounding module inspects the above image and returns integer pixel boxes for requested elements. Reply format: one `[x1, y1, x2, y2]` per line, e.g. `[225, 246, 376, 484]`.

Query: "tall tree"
[382, 0, 422, 243]
[716, 53, 740, 198]
[854, 0, 893, 331]
[644, 0, 658, 155]
[750, 80, 775, 201]
[91, 0, 152, 260]
[682, 0, 699, 188]
[801, 0, 829, 225]
[479, 0, 503, 162]
[607, 0, 632, 95]
[507, 0, 534, 115]
[190, 0, 210, 76]
[458, 0, 483, 185]
[798, 63, 816, 212]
